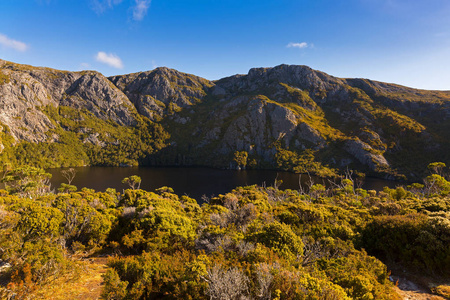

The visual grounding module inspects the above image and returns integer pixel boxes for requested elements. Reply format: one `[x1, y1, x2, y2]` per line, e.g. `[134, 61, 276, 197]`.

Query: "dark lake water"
[44, 167, 399, 200]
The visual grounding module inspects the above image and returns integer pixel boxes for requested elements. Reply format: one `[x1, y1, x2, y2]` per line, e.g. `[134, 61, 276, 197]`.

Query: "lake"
[46, 166, 399, 200]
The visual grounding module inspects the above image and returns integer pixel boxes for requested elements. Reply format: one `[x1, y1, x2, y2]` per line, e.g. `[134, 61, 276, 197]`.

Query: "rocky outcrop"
[219, 97, 292, 160]
[0, 60, 137, 143]
[0, 65, 56, 142]
[216, 64, 345, 96]
[109, 67, 214, 120]
[1, 59, 449, 178]
[62, 72, 136, 126]
[344, 139, 389, 170]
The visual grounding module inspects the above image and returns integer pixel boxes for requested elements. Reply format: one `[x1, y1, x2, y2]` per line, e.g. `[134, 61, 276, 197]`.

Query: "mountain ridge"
[1, 58, 449, 180]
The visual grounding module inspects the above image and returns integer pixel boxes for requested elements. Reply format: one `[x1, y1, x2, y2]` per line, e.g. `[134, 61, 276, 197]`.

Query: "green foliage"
[102, 269, 128, 300]
[279, 82, 318, 109]
[106, 250, 206, 299]
[274, 147, 337, 177]
[1, 166, 52, 197]
[12, 135, 89, 168]
[2, 105, 170, 169]
[0, 71, 10, 85]
[136, 206, 196, 247]
[58, 183, 77, 193]
[424, 174, 450, 196]
[1, 163, 449, 299]
[121, 175, 141, 190]
[360, 214, 450, 276]
[11, 199, 63, 239]
[53, 193, 114, 247]
[374, 107, 425, 134]
[115, 189, 198, 252]
[248, 221, 304, 260]
[318, 251, 399, 300]
[428, 162, 446, 175]
[233, 150, 248, 169]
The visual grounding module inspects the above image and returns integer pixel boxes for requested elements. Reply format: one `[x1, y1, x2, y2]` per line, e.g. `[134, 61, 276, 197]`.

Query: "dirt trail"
[35, 257, 109, 300]
[391, 275, 446, 300]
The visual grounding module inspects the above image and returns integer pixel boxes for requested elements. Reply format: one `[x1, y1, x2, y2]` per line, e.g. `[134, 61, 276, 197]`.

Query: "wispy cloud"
[0, 33, 28, 52]
[95, 51, 123, 69]
[80, 62, 91, 69]
[91, 0, 151, 21]
[287, 42, 309, 49]
[91, 0, 123, 14]
[132, 0, 151, 21]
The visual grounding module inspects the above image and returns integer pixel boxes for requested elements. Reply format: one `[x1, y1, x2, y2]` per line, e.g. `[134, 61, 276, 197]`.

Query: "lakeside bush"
[0, 166, 449, 299]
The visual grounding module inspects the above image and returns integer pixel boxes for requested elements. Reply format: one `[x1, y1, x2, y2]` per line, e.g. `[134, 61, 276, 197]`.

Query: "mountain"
[1, 59, 449, 180]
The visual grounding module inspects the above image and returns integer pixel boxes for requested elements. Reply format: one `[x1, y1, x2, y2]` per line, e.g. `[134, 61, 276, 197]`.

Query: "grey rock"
[109, 67, 214, 120]
[344, 139, 389, 170]
[0, 59, 137, 144]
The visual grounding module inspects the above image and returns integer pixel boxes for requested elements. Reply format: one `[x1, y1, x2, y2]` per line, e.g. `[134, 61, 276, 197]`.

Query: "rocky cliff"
[109, 67, 213, 121]
[0, 60, 136, 143]
[1, 59, 449, 179]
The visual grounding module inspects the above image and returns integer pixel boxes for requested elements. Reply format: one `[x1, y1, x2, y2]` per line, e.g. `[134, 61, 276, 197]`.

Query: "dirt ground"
[391, 275, 447, 300]
[5, 257, 448, 300]
[33, 257, 109, 300]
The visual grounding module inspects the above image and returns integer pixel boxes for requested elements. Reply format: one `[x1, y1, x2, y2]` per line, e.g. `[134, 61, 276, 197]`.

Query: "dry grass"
[33, 257, 108, 300]
[433, 285, 450, 299]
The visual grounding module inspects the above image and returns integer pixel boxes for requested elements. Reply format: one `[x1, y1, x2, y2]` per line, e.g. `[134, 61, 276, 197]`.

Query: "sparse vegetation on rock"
[1, 59, 450, 180]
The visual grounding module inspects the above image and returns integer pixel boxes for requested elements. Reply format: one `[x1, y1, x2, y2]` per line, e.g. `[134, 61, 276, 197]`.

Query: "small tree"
[1, 166, 52, 197]
[427, 162, 446, 177]
[58, 183, 77, 193]
[122, 175, 141, 190]
[233, 151, 248, 170]
[206, 266, 250, 300]
[424, 174, 450, 196]
[61, 168, 77, 185]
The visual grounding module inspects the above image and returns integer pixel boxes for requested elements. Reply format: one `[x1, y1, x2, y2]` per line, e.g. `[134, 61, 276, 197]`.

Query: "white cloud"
[80, 62, 91, 69]
[95, 51, 123, 69]
[91, 0, 151, 21]
[132, 0, 151, 21]
[0, 33, 28, 52]
[91, 0, 123, 14]
[287, 42, 309, 49]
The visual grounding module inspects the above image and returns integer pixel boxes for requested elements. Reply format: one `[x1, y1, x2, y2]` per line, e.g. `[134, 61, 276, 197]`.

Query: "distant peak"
[248, 64, 313, 73]
[153, 66, 171, 72]
[247, 64, 316, 78]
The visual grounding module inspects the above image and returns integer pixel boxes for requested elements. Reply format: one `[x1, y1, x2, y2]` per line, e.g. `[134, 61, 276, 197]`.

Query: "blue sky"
[0, 0, 449, 90]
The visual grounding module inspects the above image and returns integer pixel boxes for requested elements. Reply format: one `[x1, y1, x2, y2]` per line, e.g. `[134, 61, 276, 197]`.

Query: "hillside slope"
[1, 59, 449, 179]
[153, 65, 450, 179]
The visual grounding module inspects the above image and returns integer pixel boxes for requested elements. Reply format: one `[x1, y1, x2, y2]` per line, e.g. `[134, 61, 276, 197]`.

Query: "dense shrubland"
[0, 164, 449, 299]
[0, 105, 170, 169]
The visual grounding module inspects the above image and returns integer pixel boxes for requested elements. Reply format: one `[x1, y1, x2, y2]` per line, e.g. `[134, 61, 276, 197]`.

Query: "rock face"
[1, 59, 450, 178]
[193, 95, 327, 163]
[344, 139, 389, 170]
[109, 67, 213, 120]
[217, 64, 344, 95]
[219, 97, 298, 159]
[0, 60, 136, 143]
[163, 64, 450, 177]
[62, 72, 136, 126]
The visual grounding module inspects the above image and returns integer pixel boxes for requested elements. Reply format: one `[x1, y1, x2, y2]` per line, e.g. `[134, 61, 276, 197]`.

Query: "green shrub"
[248, 221, 304, 260]
[360, 214, 450, 275]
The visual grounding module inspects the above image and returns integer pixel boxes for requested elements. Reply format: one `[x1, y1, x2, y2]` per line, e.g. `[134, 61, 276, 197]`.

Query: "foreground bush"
[1, 166, 449, 299]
